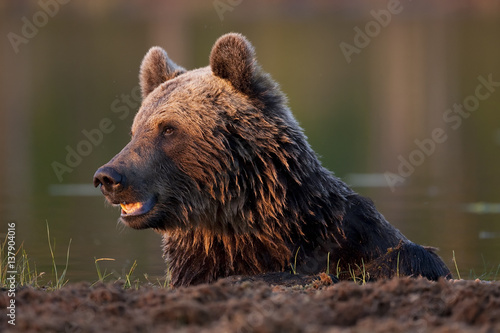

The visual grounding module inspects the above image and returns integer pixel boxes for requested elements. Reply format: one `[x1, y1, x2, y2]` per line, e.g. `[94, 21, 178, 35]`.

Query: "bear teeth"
[120, 202, 143, 215]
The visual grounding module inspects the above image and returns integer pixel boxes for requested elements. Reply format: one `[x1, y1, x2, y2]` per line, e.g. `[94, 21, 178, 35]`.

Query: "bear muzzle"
[93, 165, 158, 219]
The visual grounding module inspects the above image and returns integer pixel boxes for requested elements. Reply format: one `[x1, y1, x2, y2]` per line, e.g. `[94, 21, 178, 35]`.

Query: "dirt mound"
[1, 275, 499, 332]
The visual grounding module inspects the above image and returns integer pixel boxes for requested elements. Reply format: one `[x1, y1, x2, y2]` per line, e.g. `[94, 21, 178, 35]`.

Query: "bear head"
[93, 33, 312, 233]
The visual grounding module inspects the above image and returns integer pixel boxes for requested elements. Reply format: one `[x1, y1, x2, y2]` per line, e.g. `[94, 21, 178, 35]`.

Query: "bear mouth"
[119, 197, 157, 217]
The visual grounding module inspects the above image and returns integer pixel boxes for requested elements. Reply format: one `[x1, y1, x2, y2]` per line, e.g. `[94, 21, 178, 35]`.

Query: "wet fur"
[95, 33, 451, 286]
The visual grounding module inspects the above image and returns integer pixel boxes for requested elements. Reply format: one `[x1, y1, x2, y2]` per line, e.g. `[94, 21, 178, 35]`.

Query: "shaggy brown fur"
[94, 33, 451, 286]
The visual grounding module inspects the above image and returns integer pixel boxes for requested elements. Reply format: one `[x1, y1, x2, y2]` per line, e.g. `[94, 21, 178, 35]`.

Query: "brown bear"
[93, 33, 451, 286]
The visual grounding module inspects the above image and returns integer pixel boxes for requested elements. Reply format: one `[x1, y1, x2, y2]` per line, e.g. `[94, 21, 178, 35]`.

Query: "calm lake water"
[1, 2, 500, 283]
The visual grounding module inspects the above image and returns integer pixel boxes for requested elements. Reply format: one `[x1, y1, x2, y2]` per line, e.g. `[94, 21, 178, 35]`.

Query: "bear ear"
[139, 46, 185, 100]
[210, 33, 256, 94]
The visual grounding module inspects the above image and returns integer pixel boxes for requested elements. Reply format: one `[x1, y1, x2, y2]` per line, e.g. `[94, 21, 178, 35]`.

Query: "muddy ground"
[1, 274, 499, 333]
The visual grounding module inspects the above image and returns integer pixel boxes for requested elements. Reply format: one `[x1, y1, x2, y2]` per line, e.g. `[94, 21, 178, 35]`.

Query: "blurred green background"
[1, 0, 500, 282]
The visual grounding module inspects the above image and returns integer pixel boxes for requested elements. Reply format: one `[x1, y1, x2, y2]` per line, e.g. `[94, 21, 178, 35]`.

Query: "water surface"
[1, 2, 499, 282]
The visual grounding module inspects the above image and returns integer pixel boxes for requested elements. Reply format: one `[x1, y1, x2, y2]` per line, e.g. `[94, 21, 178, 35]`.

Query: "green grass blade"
[452, 250, 461, 280]
[56, 238, 72, 288]
[46, 222, 58, 285]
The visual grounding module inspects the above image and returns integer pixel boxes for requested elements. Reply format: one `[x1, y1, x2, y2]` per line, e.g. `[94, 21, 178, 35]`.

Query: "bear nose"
[93, 166, 124, 193]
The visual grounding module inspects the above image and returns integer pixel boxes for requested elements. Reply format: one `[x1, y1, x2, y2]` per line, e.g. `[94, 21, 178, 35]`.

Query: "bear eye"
[162, 126, 175, 136]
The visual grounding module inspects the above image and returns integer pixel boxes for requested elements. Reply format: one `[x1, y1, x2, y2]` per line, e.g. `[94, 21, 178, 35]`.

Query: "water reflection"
[345, 173, 390, 188]
[463, 202, 500, 214]
[1, 2, 499, 282]
[48, 184, 101, 197]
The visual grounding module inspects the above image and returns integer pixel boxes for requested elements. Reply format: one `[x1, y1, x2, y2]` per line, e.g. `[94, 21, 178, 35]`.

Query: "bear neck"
[163, 227, 292, 286]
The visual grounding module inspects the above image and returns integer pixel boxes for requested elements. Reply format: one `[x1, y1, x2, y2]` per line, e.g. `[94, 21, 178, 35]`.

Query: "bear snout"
[93, 166, 125, 196]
